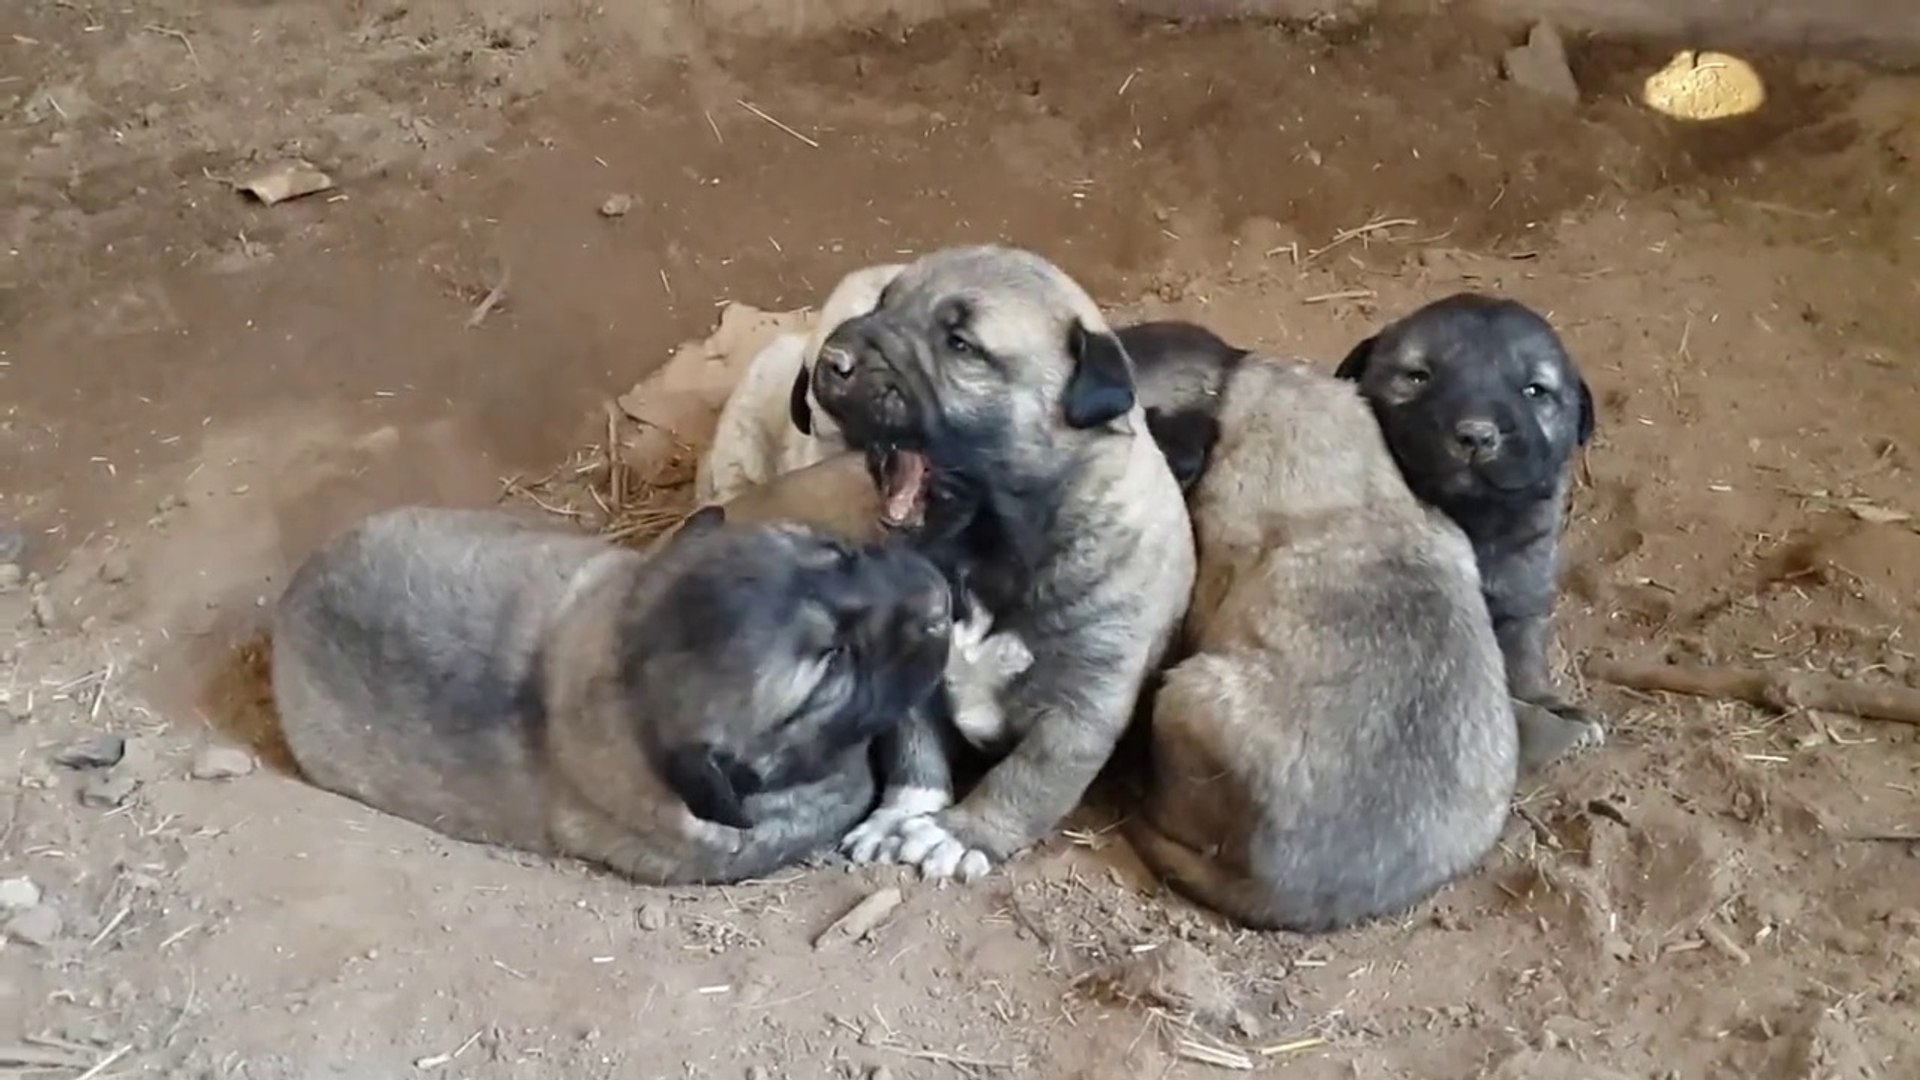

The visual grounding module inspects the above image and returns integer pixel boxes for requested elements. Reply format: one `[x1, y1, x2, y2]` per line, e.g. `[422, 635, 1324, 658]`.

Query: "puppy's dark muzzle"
[1452, 418, 1506, 463]
[813, 318, 924, 449]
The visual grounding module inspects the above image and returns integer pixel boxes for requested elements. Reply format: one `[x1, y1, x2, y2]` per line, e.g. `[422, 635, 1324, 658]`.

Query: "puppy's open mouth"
[877, 446, 930, 529]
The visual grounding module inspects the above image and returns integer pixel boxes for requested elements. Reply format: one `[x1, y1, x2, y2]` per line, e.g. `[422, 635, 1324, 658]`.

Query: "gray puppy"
[808, 245, 1197, 882]
[272, 505, 953, 885]
[684, 453, 1037, 854]
[1335, 294, 1604, 770]
[1129, 358, 1518, 932]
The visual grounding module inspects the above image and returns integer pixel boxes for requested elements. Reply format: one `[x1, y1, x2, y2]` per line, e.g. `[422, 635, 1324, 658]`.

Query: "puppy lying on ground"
[1335, 294, 1604, 770]
[809, 245, 1196, 882]
[694, 264, 905, 506]
[688, 452, 1036, 774]
[272, 505, 952, 886]
[1128, 358, 1518, 932]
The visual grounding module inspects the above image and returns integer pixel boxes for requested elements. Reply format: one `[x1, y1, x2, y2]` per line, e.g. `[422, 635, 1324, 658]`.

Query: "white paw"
[895, 817, 993, 883]
[840, 786, 949, 865]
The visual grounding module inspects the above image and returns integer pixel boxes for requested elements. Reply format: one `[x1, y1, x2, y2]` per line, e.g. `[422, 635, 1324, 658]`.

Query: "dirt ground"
[5, 0, 1920, 1077]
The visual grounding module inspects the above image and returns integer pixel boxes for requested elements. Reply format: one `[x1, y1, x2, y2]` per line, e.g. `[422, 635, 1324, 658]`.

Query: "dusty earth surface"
[5, 1, 1920, 1077]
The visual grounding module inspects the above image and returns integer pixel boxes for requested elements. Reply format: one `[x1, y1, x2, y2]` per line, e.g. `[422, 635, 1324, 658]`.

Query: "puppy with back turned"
[1129, 357, 1518, 932]
[1335, 294, 1604, 770]
[807, 245, 1197, 882]
[272, 504, 953, 885]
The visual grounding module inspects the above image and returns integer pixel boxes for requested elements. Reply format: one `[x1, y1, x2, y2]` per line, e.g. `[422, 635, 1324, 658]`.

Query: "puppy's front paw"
[1516, 698, 1607, 775]
[895, 816, 994, 883]
[841, 786, 951, 865]
[679, 810, 748, 855]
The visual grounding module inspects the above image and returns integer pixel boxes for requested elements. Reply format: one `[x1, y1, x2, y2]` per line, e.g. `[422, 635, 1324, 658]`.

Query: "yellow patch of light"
[1642, 50, 1766, 121]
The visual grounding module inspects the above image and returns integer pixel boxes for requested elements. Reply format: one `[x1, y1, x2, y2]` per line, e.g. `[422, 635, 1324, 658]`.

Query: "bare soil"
[4, 2, 1920, 1077]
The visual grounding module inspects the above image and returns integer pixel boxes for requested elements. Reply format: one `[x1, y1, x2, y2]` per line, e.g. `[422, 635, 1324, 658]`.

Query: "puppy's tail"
[1127, 818, 1347, 934]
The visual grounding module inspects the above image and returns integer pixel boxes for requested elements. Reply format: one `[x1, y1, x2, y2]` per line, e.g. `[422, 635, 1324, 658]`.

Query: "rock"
[746, 1068, 770, 1080]
[637, 902, 669, 931]
[0, 876, 42, 911]
[5, 904, 64, 947]
[869, 1069, 895, 1080]
[0, 528, 24, 565]
[80, 772, 138, 809]
[55, 735, 127, 770]
[599, 193, 634, 217]
[1502, 22, 1580, 105]
[31, 595, 58, 630]
[97, 553, 132, 584]
[0, 563, 22, 592]
[190, 746, 256, 780]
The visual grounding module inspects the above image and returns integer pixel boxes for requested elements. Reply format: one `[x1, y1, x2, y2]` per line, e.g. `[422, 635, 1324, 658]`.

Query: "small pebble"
[31, 595, 57, 630]
[98, 553, 131, 584]
[599, 193, 634, 217]
[5, 904, 64, 948]
[55, 735, 126, 770]
[746, 1068, 770, 1080]
[0, 563, 22, 591]
[637, 903, 669, 931]
[190, 746, 257, 780]
[0, 528, 24, 564]
[869, 1068, 895, 1080]
[0, 876, 42, 911]
[80, 772, 138, 809]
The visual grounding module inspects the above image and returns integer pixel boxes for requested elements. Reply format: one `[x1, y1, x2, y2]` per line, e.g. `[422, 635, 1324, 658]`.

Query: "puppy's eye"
[946, 331, 978, 357]
[1401, 369, 1431, 386]
[1522, 383, 1549, 399]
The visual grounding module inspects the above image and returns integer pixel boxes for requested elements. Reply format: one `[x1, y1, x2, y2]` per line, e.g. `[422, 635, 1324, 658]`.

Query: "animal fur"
[1336, 293, 1604, 770]
[1128, 359, 1518, 932]
[272, 505, 952, 885]
[808, 244, 1197, 882]
[695, 263, 905, 505]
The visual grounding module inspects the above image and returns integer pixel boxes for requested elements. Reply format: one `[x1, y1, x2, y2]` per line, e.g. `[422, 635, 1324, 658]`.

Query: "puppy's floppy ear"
[658, 742, 756, 829]
[676, 505, 727, 540]
[787, 364, 814, 436]
[1334, 334, 1378, 382]
[1574, 375, 1595, 446]
[1062, 319, 1137, 430]
[1144, 407, 1222, 493]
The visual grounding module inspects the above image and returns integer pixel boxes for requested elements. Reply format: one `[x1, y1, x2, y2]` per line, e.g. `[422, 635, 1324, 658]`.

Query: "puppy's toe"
[842, 810, 911, 864]
[917, 836, 969, 881]
[956, 849, 993, 883]
[895, 817, 949, 866]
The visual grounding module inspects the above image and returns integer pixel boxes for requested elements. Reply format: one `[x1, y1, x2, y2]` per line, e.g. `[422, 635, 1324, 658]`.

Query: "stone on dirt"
[1502, 22, 1580, 104]
[5, 903, 64, 948]
[54, 735, 127, 770]
[0, 876, 43, 911]
[190, 746, 257, 780]
[80, 772, 139, 809]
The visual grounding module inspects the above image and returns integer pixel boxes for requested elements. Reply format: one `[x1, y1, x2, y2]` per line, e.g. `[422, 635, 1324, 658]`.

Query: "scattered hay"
[498, 298, 811, 547]
[1080, 938, 1244, 1032]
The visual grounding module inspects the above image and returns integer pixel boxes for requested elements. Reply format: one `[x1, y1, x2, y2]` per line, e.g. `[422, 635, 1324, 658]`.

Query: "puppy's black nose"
[1453, 418, 1502, 454]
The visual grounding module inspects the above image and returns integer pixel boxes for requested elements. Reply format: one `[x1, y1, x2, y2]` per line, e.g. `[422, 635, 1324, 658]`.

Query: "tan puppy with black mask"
[272, 504, 952, 885]
[695, 264, 905, 506]
[808, 245, 1196, 882]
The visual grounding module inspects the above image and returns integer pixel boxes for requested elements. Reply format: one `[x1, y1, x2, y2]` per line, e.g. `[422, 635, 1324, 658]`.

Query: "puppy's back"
[272, 507, 625, 850]
[1143, 360, 1516, 931]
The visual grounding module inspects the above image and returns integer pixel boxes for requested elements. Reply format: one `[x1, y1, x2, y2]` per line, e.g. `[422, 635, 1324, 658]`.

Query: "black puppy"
[1336, 293, 1605, 771]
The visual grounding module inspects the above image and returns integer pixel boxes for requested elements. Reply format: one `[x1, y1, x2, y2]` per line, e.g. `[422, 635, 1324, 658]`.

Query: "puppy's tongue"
[881, 449, 929, 527]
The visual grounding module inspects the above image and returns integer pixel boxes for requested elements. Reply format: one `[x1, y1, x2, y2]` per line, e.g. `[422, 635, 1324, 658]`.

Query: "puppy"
[1128, 359, 1518, 932]
[1335, 294, 1604, 771]
[809, 245, 1197, 882]
[1116, 319, 1248, 493]
[695, 264, 905, 505]
[272, 505, 952, 886]
[692, 454, 1037, 760]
